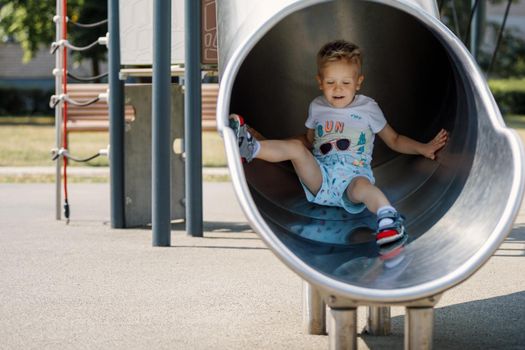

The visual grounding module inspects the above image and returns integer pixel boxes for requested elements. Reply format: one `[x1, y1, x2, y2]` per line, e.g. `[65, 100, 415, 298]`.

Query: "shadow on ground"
[494, 224, 525, 257]
[360, 226, 525, 349]
[360, 292, 525, 350]
[170, 221, 253, 234]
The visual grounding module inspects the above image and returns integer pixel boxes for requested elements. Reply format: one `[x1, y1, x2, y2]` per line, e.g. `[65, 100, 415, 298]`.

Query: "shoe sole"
[229, 114, 249, 163]
[376, 228, 405, 246]
[229, 114, 245, 132]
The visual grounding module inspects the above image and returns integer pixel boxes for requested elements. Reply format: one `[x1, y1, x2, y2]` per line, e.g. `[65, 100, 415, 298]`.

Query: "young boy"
[229, 40, 448, 246]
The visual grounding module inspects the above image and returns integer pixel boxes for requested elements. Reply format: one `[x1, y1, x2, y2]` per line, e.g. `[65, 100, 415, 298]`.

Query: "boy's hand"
[421, 129, 448, 160]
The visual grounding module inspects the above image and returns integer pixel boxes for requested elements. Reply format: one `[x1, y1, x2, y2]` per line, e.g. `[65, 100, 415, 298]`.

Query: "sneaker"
[379, 233, 408, 263]
[376, 209, 406, 246]
[229, 114, 258, 163]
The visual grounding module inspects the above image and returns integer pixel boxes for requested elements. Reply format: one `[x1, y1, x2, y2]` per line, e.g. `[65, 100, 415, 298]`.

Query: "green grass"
[0, 116, 55, 125]
[0, 123, 227, 168]
[202, 130, 228, 167]
[0, 174, 109, 183]
[489, 78, 525, 92]
[504, 114, 525, 128]
[503, 115, 525, 141]
[2, 113, 524, 184]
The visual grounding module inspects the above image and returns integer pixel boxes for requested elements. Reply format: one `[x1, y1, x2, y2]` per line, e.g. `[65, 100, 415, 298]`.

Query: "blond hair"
[317, 40, 362, 74]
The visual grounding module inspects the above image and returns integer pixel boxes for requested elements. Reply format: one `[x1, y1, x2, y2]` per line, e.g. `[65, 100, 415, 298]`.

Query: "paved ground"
[0, 182, 524, 349]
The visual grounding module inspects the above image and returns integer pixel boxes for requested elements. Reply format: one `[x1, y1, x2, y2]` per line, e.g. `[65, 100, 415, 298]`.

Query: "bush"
[0, 87, 54, 116]
[489, 78, 525, 115]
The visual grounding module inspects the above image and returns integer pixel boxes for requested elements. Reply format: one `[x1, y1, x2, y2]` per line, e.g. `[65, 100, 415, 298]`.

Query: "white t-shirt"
[305, 95, 387, 167]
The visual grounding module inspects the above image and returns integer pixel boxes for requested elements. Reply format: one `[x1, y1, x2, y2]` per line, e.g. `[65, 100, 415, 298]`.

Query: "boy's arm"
[286, 129, 314, 149]
[305, 128, 315, 149]
[377, 124, 448, 160]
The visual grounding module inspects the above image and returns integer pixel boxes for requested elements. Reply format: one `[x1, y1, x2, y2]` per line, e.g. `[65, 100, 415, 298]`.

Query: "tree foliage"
[439, 0, 519, 42]
[439, 0, 525, 77]
[0, 0, 107, 70]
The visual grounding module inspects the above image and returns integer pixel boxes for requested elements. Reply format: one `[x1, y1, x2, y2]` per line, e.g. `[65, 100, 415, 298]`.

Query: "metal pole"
[366, 306, 391, 335]
[184, 0, 203, 237]
[152, 0, 172, 246]
[108, 0, 125, 228]
[469, 0, 485, 61]
[54, 0, 63, 220]
[405, 307, 434, 350]
[328, 308, 358, 350]
[303, 281, 327, 335]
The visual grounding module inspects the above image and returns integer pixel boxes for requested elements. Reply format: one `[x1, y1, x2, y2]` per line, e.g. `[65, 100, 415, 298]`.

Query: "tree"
[439, 0, 524, 77]
[478, 27, 525, 78]
[0, 0, 107, 77]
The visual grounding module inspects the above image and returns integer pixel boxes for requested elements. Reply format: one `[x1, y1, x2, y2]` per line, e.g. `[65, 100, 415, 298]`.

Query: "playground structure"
[46, 0, 524, 348]
[216, 0, 524, 348]
[50, 0, 218, 228]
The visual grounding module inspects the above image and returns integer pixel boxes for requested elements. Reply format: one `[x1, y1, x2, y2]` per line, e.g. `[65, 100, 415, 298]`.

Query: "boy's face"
[316, 59, 364, 108]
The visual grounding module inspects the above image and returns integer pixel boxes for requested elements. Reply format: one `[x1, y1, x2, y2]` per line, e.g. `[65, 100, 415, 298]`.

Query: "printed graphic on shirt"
[311, 119, 373, 166]
[305, 95, 387, 167]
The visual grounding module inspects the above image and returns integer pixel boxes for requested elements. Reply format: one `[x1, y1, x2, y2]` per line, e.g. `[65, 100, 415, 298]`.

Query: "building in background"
[0, 41, 106, 116]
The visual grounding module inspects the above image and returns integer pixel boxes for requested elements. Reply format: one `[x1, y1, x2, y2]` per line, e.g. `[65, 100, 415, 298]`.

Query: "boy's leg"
[346, 177, 406, 245]
[346, 177, 390, 214]
[229, 114, 322, 195]
[258, 139, 323, 196]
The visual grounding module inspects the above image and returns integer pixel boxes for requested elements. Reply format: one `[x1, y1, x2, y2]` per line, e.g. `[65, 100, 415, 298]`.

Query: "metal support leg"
[302, 282, 326, 335]
[405, 307, 434, 350]
[366, 306, 391, 335]
[328, 307, 357, 350]
[54, 0, 64, 221]
[184, 0, 203, 237]
[108, 0, 125, 228]
[152, 0, 172, 245]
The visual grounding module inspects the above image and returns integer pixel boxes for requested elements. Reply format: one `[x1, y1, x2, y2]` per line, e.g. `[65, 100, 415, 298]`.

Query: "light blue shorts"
[301, 154, 375, 214]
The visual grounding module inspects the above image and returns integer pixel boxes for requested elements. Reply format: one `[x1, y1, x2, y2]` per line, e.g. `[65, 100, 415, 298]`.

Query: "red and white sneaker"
[229, 114, 257, 163]
[376, 210, 406, 246]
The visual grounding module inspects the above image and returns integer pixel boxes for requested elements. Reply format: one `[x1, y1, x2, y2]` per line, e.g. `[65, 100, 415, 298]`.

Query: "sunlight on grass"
[202, 131, 227, 167]
[3, 115, 525, 184]
[0, 174, 109, 183]
[0, 125, 227, 167]
[504, 115, 525, 144]
[0, 125, 56, 166]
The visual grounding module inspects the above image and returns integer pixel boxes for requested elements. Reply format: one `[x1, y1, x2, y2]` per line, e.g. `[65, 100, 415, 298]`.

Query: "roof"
[0, 42, 54, 78]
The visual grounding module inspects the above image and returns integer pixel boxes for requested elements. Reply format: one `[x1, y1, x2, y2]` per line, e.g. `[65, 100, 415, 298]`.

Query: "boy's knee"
[289, 138, 309, 154]
[347, 177, 372, 196]
[352, 177, 372, 188]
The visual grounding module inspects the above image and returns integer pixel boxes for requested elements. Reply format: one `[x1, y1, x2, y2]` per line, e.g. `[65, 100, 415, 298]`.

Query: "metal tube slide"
[216, 0, 525, 304]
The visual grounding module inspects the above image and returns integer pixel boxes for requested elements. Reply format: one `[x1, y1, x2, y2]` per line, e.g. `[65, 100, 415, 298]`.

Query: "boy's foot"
[379, 233, 408, 259]
[376, 209, 406, 246]
[229, 114, 258, 163]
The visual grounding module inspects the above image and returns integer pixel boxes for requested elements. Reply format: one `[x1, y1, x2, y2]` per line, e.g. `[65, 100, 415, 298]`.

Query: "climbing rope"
[50, 0, 109, 223]
[67, 71, 108, 82]
[50, 38, 104, 54]
[49, 94, 101, 108]
[69, 18, 108, 28]
[52, 148, 106, 163]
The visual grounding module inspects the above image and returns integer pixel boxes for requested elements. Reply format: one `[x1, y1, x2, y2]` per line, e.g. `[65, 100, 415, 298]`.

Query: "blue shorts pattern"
[300, 154, 375, 214]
